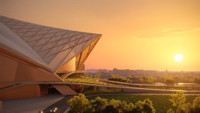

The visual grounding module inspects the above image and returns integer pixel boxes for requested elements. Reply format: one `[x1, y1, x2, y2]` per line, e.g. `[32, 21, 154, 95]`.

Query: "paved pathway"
[2, 95, 64, 113]
[43, 95, 74, 113]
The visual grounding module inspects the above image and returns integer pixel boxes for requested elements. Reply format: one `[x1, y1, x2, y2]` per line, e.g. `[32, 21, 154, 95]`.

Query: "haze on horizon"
[0, 0, 199, 71]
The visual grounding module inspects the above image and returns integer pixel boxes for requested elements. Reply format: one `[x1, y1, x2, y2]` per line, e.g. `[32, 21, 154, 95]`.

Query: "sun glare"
[174, 54, 183, 62]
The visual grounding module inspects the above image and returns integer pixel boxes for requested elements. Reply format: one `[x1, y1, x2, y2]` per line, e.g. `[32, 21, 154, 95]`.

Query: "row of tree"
[108, 74, 200, 84]
[108, 74, 156, 84]
[108, 75, 130, 83]
[67, 94, 155, 113]
[67, 92, 200, 113]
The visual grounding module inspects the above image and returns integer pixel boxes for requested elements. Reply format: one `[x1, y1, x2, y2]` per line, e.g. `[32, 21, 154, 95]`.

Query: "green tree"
[67, 94, 156, 113]
[132, 99, 155, 113]
[167, 91, 198, 113]
[67, 94, 90, 113]
[109, 99, 122, 108]
[165, 78, 175, 85]
[94, 74, 100, 79]
[142, 99, 156, 113]
[169, 91, 186, 107]
[193, 76, 200, 84]
[191, 97, 200, 113]
[90, 97, 108, 113]
[109, 74, 128, 82]
[176, 103, 191, 113]
[148, 76, 155, 83]
[120, 102, 135, 113]
[167, 108, 175, 113]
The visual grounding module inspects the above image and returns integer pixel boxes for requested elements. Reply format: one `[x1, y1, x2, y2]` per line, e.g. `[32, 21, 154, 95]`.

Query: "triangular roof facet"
[0, 16, 101, 72]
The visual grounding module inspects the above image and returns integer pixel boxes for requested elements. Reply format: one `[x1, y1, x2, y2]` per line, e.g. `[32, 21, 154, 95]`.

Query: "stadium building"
[0, 16, 101, 100]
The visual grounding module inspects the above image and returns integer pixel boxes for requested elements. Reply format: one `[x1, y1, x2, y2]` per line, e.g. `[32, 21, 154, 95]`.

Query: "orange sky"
[0, 0, 200, 71]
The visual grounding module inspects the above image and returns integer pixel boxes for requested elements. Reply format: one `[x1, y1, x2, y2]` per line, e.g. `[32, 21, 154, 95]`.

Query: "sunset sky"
[0, 0, 200, 71]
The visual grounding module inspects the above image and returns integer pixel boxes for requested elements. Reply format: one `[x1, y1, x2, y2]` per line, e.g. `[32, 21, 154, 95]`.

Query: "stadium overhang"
[0, 16, 101, 100]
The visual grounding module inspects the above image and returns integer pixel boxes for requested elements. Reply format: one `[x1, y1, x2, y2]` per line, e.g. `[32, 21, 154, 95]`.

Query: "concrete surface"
[43, 95, 74, 113]
[1, 94, 64, 113]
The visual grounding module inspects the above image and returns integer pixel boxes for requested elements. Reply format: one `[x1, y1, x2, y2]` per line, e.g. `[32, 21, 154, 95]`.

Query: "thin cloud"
[133, 27, 200, 39]
[163, 27, 200, 33]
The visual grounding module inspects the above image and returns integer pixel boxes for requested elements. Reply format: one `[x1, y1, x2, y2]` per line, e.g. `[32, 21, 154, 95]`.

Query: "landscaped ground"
[83, 87, 122, 94]
[88, 95, 200, 113]
[64, 77, 200, 91]
[64, 77, 107, 85]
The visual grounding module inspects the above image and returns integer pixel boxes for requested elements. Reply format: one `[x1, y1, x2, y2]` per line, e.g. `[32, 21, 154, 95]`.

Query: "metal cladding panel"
[0, 22, 49, 69]
[49, 48, 71, 71]
[0, 16, 101, 72]
[76, 38, 100, 70]
[56, 37, 98, 71]
[56, 57, 76, 73]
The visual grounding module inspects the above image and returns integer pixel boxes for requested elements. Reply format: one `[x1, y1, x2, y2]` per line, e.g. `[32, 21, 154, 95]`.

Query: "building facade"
[0, 16, 101, 100]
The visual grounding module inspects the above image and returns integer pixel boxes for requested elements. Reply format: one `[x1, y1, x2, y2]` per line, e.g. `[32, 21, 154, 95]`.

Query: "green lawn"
[64, 77, 107, 85]
[88, 95, 200, 113]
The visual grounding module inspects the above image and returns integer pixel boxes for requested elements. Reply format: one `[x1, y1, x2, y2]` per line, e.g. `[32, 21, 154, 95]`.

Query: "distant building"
[0, 16, 101, 100]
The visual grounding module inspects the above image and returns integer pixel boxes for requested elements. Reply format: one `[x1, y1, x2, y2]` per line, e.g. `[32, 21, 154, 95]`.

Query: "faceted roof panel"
[0, 16, 101, 72]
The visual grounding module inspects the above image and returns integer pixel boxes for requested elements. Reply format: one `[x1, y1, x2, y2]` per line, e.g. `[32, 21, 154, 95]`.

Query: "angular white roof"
[0, 16, 101, 72]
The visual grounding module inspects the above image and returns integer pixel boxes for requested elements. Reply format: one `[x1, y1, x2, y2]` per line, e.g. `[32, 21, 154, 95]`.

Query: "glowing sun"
[174, 54, 183, 62]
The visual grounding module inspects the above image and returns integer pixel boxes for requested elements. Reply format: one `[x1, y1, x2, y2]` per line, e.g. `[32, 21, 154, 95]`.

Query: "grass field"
[88, 95, 200, 113]
[64, 77, 107, 85]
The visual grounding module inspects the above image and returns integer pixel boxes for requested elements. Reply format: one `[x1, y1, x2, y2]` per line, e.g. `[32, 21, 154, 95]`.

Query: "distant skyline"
[0, 0, 200, 71]
[86, 68, 200, 72]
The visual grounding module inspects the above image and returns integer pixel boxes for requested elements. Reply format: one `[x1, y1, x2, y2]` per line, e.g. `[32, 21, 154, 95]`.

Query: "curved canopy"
[0, 16, 101, 72]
